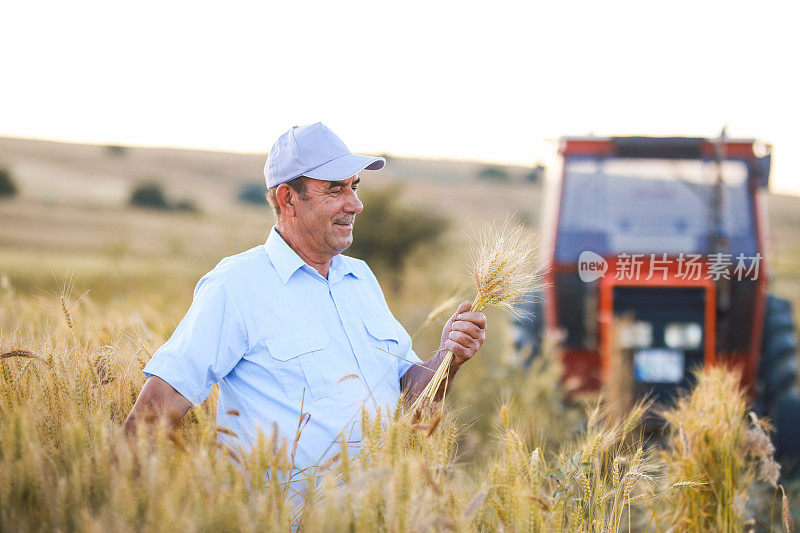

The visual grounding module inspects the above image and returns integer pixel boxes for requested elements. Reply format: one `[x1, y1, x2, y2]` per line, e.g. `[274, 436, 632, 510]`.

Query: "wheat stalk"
[412, 293, 464, 340]
[408, 219, 546, 414]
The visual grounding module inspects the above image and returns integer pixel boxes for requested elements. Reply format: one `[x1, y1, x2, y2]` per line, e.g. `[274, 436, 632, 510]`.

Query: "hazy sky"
[2, 1, 798, 194]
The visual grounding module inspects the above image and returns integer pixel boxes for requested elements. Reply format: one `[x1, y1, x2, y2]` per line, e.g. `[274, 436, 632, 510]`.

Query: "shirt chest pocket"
[362, 317, 401, 391]
[263, 326, 339, 403]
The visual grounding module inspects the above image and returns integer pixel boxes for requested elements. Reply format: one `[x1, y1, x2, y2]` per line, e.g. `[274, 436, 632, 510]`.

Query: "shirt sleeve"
[142, 273, 248, 405]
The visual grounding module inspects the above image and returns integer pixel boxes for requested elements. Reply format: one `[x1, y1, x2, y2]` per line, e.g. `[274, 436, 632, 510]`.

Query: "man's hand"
[439, 300, 487, 368]
[400, 300, 487, 403]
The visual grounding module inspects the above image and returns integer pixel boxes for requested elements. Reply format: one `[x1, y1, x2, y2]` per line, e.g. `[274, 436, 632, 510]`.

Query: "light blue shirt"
[143, 226, 423, 470]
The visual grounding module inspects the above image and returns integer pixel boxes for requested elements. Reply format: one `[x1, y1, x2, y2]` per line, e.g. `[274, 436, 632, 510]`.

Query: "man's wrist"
[435, 346, 461, 377]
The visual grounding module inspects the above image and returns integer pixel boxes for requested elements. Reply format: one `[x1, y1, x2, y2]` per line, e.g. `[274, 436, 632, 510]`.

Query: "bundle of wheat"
[408, 219, 547, 413]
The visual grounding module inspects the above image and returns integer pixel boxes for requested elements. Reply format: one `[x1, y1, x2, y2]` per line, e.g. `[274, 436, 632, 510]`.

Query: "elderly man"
[123, 123, 486, 471]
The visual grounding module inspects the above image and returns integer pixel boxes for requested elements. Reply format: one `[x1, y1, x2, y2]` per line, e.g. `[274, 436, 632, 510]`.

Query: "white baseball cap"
[264, 122, 385, 189]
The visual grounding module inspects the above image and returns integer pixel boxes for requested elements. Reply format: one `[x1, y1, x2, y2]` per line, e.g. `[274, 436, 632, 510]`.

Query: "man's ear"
[275, 184, 296, 217]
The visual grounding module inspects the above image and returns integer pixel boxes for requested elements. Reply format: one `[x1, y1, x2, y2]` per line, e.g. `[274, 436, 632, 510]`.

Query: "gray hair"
[266, 176, 310, 216]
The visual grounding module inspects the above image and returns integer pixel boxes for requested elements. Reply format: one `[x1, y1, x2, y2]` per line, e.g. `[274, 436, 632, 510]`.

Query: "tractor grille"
[612, 287, 707, 404]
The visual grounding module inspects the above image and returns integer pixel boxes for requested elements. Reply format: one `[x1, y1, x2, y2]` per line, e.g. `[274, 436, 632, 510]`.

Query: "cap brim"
[303, 153, 385, 181]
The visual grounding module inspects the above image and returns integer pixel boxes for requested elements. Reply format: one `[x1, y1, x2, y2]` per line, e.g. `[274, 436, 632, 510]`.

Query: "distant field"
[0, 135, 797, 305]
[0, 136, 540, 281]
[0, 136, 541, 218]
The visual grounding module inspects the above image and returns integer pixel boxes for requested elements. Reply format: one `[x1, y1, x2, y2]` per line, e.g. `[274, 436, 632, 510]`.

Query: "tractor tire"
[774, 392, 800, 461]
[758, 294, 800, 458]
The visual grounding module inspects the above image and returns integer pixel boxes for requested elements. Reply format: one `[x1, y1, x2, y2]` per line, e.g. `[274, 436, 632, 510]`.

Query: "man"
[123, 122, 487, 471]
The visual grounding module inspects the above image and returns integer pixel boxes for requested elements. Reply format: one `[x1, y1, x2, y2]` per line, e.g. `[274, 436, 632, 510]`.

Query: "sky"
[2, 1, 798, 195]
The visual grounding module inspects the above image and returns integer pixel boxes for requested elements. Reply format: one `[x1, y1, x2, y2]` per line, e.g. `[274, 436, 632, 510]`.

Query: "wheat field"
[0, 281, 792, 530]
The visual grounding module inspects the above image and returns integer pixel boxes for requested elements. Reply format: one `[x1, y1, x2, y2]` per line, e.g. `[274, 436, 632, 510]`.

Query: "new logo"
[578, 251, 607, 282]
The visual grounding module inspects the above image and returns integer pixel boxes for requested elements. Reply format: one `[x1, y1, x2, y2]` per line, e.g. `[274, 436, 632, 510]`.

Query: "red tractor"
[514, 134, 800, 456]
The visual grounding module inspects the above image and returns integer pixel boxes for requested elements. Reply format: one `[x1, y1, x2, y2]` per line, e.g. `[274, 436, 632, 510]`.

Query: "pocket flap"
[363, 317, 400, 342]
[265, 326, 329, 361]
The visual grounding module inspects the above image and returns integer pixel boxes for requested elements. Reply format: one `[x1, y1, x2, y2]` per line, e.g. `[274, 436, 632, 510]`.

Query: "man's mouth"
[334, 218, 354, 230]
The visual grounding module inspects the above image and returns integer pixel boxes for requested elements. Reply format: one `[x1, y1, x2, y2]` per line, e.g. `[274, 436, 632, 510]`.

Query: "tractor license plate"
[633, 349, 684, 383]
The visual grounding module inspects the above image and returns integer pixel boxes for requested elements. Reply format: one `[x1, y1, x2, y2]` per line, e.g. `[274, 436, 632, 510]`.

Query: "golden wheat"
[0, 272, 791, 531]
[409, 219, 546, 413]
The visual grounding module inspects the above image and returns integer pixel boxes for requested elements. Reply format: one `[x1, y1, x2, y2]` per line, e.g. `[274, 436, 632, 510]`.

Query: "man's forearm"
[123, 376, 192, 437]
[400, 349, 461, 403]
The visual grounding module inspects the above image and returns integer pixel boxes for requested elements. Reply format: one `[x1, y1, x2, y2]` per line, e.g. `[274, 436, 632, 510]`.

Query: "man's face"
[292, 175, 363, 258]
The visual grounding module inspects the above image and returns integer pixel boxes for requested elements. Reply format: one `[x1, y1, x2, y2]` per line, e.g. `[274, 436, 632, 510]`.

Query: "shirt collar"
[329, 253, 361, 284]
[264, 226, 361, 284]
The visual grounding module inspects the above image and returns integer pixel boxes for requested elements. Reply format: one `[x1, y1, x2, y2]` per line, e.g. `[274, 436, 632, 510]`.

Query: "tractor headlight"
[617, 321, 653, 349]
[664, 322, 703, 350]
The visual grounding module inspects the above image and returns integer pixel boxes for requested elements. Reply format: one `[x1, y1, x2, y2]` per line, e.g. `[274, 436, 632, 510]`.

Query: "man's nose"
[345, 189, 363, 214]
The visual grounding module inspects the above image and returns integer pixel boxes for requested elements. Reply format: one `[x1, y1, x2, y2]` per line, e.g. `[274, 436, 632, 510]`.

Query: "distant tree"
[129, 181, 201, 213]
[105, 145, 127, 157]
[173, 199, 199, 213]
[237, 182, 267, 205]
[0, 167, 17, 198]
[129, 182, 170, 209]
[350, 186, 448, 289]
[478, 166, 508, 181]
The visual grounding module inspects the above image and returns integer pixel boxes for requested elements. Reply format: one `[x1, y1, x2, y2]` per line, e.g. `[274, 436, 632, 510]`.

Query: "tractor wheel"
[758, 294, 800, 458]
